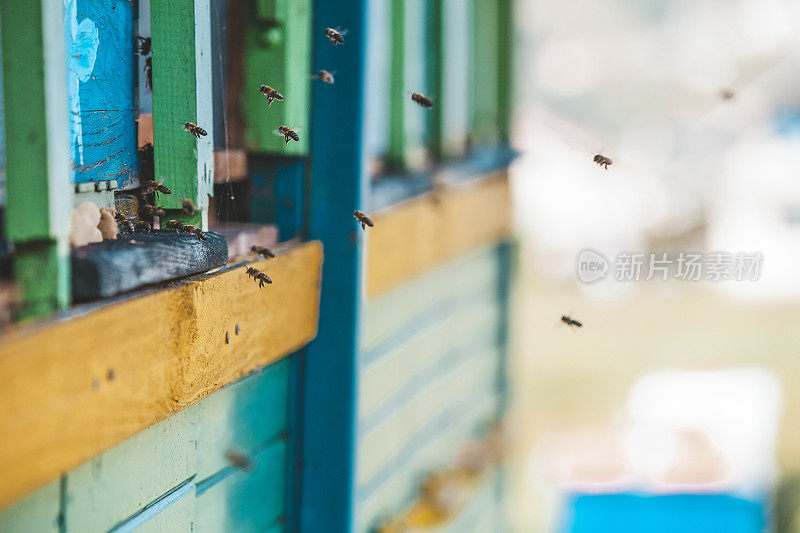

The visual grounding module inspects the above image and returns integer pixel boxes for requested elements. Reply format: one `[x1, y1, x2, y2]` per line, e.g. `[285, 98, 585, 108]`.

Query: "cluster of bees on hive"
[132, 27, 435, 291]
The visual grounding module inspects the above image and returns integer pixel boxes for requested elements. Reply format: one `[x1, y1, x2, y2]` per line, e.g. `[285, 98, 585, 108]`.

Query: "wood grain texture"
[366, 171, 511, 299]
[0, 240, 322, 510]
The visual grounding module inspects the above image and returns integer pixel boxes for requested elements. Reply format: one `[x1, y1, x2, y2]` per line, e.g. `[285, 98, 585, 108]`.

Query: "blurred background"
[507, 0, 800, 530]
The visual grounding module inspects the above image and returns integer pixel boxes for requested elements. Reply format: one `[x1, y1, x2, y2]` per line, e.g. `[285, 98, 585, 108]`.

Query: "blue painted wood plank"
[301, 0, 368, 530]
[66, 0, 138, 188]
[0, 479, 60, 533]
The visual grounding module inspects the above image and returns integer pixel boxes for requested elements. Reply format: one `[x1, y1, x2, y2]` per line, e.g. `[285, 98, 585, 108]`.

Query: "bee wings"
[273, 127, 302, 136]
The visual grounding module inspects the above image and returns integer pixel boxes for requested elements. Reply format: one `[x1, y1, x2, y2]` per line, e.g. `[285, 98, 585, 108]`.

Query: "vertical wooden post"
[150, 0, 214, 229]
[497, 0, 514, 142]
[300, 0, 368, 530]
[387, 0, 405, 168]
[471, 0, 500, 144]
[0, 0, 71, 318]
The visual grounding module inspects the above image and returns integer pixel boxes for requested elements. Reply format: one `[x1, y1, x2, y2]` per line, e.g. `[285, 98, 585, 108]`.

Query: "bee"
[144, 56, 152, 91]
[720, 88, 735, 101]
[245, 266, 272, 288]
[259, 85, 284, 106]
[411, 92, 434, 109]
[141, 204, 166, 218]
[225, 450, 254, 472]
[251, 245, 275, 259]
[316, 70, 335, 84]
[142, 180, 171, 196]
[165, 219, 183, 231]
[183, 122, 207, 139]
[116, 213, 135, 235]
[353, 210, 373, 230]
[275, 126, 300, 146]
[560, 315, 583, 328]
[325, 27, 345, 45]
[184, 224, 208, 241]
[134, 221, 152, 234]
[593, 154, 612, 169]
[137, 36, 151, 56]
[182, 198, 199, 217]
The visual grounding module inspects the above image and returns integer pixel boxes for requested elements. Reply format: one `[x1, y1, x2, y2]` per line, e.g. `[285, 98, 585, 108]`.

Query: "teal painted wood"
[120, 480, 196, 533]
[358, 347, 499, 487]
[362, 245, 503, 351]
[302, 0, 368, 530]
[363, 0, 391, 164]
[356, 392, 499, 532]
[0, 479, 60, 533]
[194, 439, 287, 533]
[61, 361, 289, 532]
[437, 0, 471, 158]
[0, 0, 72, 317]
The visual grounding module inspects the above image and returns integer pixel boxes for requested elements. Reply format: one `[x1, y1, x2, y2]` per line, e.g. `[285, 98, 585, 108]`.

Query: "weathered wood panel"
[0, 480, 60, 533]
[0, 241, 321, 509]
[366, 171, 511, 298]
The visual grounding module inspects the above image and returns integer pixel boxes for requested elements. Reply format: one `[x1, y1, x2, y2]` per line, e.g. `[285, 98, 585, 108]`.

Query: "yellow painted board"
[0, 241, 322, 510]
[366, 171, 511, 299]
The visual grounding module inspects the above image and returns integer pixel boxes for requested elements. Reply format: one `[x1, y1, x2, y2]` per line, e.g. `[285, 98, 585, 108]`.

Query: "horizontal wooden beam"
[366, 171, 511, 299]
[0, 240, 322, 509]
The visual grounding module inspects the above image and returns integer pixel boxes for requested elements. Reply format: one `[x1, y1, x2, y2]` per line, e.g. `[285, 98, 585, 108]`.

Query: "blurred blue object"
[561, 493, 766, 533]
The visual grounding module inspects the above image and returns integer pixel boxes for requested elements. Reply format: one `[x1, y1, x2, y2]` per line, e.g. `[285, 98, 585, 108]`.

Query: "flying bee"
[316, 70, 335, 84]
[245, 267, 272, 288]
[275, 126, 300, 146]
[593, 154, 612, 169]
[183, 122, 207, 139]
[325, 27, 346, 45]
[251, 245, 275, 259]
[134, 221, 152, 234]
[144, 56, 152, 91]
[182, 198, 199, 216]
[142, 180, 171, 196]
[353, 210, 373, 230]
[258, 85, 284, 107]
[411, 92, 434, 109]
[560, 315, 583, 329]
[225, 450, 254, 472]
[136, 36, 151, 56]
[720, 88, 735, 101]
[141, 204, 166, 218]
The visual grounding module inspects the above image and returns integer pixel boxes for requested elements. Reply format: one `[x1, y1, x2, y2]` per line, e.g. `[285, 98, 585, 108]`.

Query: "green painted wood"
[242, 0, 311, 156]
[360, 298, 500, 418]
[195, 358, 289, 479]
[0, 479, 60, 533]
[150, 0, 214, 228]
[356, 393, 498, 531]
[387, 0, 406, 169]
[63, 363, 290, 532]
[496, 0, 513, 142]
[436, 0, 471, 158]
[470, 0, 500, 144]
[362, 245, 502, 351]
[358, 347, 499, 486]
[0, 0, 71, 317]
[195, 439, 287, 533]
[387, 0, 431, 170]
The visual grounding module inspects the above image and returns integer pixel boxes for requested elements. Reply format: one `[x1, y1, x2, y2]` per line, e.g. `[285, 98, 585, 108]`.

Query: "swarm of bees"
[183, 122, 207, 139]
[245, 267, 272, 288]
[276, 125, 300, 146]
[251, 245, 275, 259]
[259, 85, 284, 107]
[593, 153, 612, 169]
[353, 210, 373, 230]
[165, 219, 207, 241]
[325, 27, 345, 45]
[411, 92, 434, 109]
